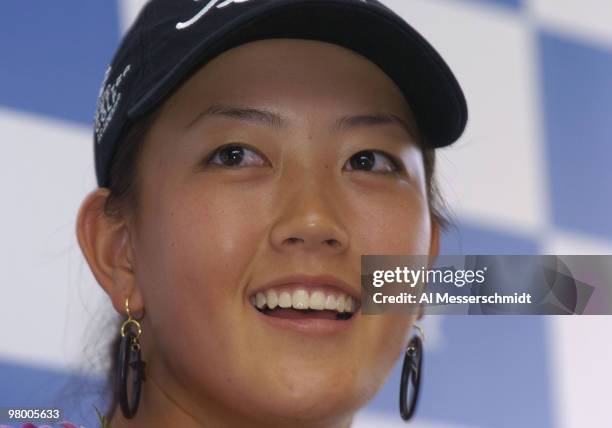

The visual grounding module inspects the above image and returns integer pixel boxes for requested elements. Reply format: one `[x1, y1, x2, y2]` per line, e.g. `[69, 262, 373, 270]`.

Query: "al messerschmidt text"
[373, 292, 533, 305]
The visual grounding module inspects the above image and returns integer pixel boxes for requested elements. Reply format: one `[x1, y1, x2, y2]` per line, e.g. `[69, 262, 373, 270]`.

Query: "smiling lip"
[253, 306, 360, 335]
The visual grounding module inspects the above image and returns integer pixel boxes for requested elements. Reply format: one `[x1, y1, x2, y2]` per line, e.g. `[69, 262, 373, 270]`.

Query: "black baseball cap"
[93, 0, 468, 188]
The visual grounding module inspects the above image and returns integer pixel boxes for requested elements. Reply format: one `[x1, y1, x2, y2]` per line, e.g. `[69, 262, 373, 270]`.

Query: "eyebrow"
[332, 113, 418, 141]
[186, 104, 286, 130]
[187, 103, 418, 141]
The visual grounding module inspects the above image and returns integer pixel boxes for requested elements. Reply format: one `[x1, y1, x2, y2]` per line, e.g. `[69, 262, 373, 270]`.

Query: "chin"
[248, 371, 371, 422]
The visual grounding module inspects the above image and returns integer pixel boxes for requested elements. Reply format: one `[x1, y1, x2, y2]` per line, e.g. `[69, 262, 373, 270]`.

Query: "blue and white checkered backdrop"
[1, 1, 611, 427]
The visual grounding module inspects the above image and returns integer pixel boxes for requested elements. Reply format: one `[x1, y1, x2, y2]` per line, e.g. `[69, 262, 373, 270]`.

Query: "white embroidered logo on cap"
[94, 64, 131, 144]
[176, 0, 368, 31]
[176, 0, 256, 30]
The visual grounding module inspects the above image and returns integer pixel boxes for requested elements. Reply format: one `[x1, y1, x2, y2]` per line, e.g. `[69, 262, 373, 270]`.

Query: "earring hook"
[413, 324, 425, 343]
[124, 295, 145, 321]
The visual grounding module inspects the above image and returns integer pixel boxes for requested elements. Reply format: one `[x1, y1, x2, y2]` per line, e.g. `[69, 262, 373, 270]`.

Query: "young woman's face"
[127, 39, 437, 424]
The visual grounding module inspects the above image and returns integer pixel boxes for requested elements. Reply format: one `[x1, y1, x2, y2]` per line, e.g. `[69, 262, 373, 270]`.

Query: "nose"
[269, 187, 350, 255]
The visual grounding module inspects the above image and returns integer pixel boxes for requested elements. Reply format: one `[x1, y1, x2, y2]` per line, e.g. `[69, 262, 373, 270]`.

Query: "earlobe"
[419, 218, 440, 321]
[75, 188, 144, 315]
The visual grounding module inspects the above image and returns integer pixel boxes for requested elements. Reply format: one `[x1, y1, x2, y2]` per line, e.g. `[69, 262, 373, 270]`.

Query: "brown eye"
[207, 144, 268, 167]
[345, 150, 401, 174]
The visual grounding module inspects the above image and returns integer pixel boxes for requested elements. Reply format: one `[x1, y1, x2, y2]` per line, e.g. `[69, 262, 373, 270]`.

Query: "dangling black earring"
[399, 325, 424, 422]
[117, 296, 147, 418]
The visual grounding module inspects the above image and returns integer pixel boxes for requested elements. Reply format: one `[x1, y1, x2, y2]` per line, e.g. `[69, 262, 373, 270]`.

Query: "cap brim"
[127, 0, 467, 147]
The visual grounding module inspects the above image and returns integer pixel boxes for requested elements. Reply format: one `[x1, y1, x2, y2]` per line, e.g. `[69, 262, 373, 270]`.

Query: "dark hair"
[98, 103, 454, 419]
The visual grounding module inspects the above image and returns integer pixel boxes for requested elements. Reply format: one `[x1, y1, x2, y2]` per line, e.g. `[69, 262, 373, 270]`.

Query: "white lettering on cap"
[176, 0, 367, 31]
[176, 0, 256, 30]
[94, 64, 132, 144]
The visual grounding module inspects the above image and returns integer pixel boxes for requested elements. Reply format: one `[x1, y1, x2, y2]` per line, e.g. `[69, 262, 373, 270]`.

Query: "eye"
[206, 143, 268, 168]
[344, 150, 402, 174]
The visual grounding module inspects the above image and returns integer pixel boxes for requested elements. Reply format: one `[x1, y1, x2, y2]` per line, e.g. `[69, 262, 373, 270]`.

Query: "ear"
[75, 188, 145, 316]
[416, 302, 425, 321]
[419, 217, 441, 322]
[427, 217, 440, 268]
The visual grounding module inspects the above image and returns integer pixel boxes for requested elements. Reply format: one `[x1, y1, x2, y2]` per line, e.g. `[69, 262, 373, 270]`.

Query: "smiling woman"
[75, 1, 467, 427]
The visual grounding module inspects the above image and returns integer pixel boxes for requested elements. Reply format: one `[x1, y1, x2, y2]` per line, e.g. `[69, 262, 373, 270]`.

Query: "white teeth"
[256, 292, 266, 309]
[346, 296, 354, 313]
[278, 291, 292, 308]
[292, 289, 309, 310]
[266, 290, 278, 309]
[251, 289, 356, 313]
[309, 291, 325, 310]
[324, 294, 337, 310]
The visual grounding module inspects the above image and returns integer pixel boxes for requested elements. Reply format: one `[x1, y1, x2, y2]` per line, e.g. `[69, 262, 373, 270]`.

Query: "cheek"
[349, 315, 413, 404]
[142, 183, 263, 312]
[133, 184, 268, 395]
[348, 184, 431, 255]
[134, 176, 263, 333]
